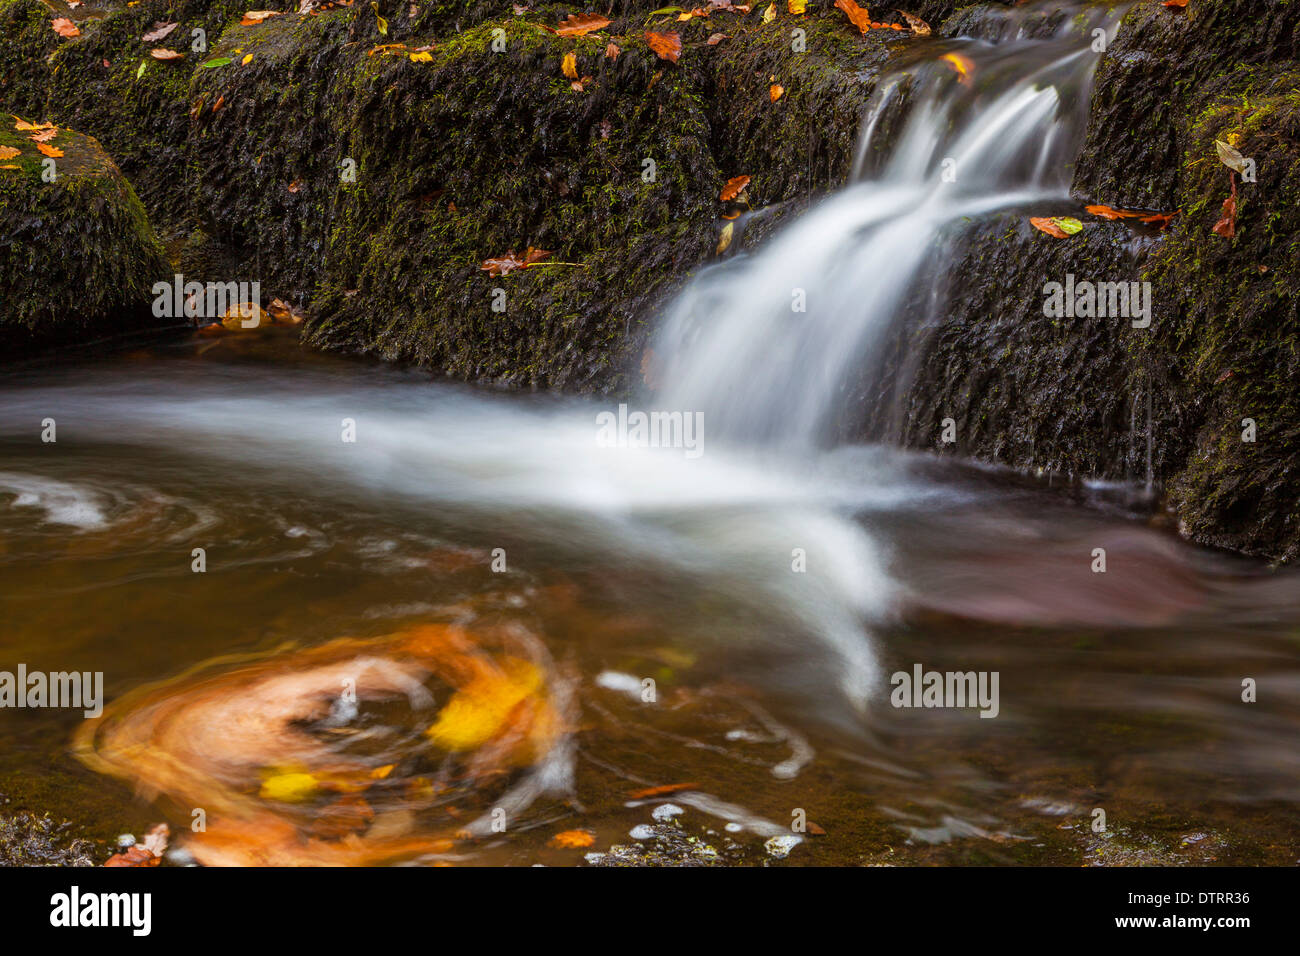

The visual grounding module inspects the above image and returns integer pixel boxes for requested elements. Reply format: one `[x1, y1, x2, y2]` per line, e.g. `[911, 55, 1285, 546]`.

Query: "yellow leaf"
[561, 51, 578, 80]
[410, 51, 433, 62]
[259, 772, 318, 802]
[0, 146, 20, 160]
[788, 0, 805, 13]
[242, 53, 254, 65]
[370, 764, 395, 779]
[426, 657, 544, 751]
[762, 3, 776, 22]
[717, 220, 734, 254]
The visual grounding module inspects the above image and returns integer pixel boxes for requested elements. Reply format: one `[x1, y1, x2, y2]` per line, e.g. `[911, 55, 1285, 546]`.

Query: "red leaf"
[645, 30, 682, 63]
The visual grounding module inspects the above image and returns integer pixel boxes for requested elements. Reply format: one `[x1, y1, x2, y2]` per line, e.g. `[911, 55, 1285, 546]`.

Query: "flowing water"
[2, 3, 1298, 865]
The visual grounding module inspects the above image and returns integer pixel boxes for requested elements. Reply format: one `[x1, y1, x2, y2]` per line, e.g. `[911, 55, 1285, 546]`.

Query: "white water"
[654, 6, 1120, 446]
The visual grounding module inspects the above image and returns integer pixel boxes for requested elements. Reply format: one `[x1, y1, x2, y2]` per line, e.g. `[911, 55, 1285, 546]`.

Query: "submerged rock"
[0, 122, 170, 355]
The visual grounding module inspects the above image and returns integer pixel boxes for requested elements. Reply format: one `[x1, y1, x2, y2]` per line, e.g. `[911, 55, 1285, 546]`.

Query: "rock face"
[884, 0, 1300, 562]
[0, 0, 1295, 561]
[0, 122, 169, 355]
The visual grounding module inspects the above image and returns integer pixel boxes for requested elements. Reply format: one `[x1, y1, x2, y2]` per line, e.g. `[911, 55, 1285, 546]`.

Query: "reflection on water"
[1, 336, 1297, 865]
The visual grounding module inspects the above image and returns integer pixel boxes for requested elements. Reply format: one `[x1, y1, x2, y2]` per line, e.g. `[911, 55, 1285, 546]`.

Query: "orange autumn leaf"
[645, 30, 682, 63]
[1140, 210, 1179, 227]
[1085, 204, 1142, 220]
[605, 42, 620, 59]
[555, 13, 611, 36]
[14, 117, 55, 132]
[240, 10, 282, 25]
[36, 142, 63, 158]
[628, 782, 699, 799]
[1029, 216, 1075, 239]
[1162, 0, 1188, 7]
[720, 174, 750, 201]
[561, 51, 579, 79]
[51, 17, 80, 38]
[150, 48, 185, 60]
[0, 146, 20, 160]
[941, 51, 974, 85]
[769, 83, 784, 102]
[103, 845, 159, 867]
[834, 0, 872, 35]
[900, 11, 930, 35]
[1212, 179, 1237, 238]
[549, 829, 595, 849]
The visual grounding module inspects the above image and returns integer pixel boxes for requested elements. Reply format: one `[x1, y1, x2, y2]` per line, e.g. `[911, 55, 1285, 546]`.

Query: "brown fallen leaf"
[480, 247, 552, 276]
[36, 142, 63, 158]
[28, 128, 57, 142]
[240, 10, 282, 25]
[287, 180, 301, 193]
[51, 17, 80, 38]
[141, 21, 179, 42]
[549, 829, 595, 849]
[150, 48, 185, 60]
[213, 95, 225, 112]
[645, 30, 682, 63]
[706, 32, 728, 45]
[807, 821, 827, 835]
[769, 83, 784, 102]
[555, 13, 610, 36]
[720, 174, 750, 201]
[605, 42, 620, 59]
[900, 11, 930, 35]
[1212, 176, 1237, 238]
[0, 146, 19, 160]
[103, 845, 159, 867]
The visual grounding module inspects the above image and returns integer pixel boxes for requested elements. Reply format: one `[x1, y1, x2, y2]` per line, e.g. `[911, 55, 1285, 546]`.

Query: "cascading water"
[654, 3, 1122, 446]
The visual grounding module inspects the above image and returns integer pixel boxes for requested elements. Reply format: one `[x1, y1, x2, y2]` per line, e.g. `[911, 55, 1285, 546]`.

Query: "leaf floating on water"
[141, 21, 179, 42]
[645, 30, 682, 62]
[260, 771, 320, 802]
[720, 174, 750, 200]
[628, 782, 699, 798]
[549, 829, 595, 848]
[554, 13, 611, 36]
[51, 17, 80, 38]
[1085, 204, 1142, 220]
[425, 657, 545, 751]
[103, 845, 160, 867]
[941, 51, 974, 85]
[1029, 216, 1083, 238]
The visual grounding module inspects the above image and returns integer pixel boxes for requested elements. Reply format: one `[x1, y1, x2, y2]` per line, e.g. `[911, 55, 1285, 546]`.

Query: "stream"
[1, 0, 1298, 866]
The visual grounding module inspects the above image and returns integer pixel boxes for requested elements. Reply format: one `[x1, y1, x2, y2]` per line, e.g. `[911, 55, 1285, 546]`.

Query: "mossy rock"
[0, 0, 59, 119]
[0, 122, 170, 355]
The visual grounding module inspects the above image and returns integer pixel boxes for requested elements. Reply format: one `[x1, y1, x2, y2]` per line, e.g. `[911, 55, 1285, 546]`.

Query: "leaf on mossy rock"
[0, 146, 20, 160]
[554, 13, 610, 36]
[562, 51, 579, 79]
[645, 30, 682, 62]
[13, 117, 55, 132]
[1214, 140, 1249, 175]
[900, 11, 930, 35]
[240, 10, 282, 25]
[150, 48, 185, 61]
[720, 174, 750, 200]
[201, 57, 233, 69]
[481, 247, 552, 276]
[769, 83, 784, 102]
[142, 21, 179, 42]
[834, 0, 870, 33]
[1030, 216, 1083, 238]
[36, 143, 63, 158]
[1162, 0, 1188, 7]
[1212, 178, 1237, 238]
[51, 17, 79, 38]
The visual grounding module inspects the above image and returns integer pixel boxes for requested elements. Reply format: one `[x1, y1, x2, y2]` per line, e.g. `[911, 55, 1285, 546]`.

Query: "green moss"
[0, 0, 58, 119]
[0, 123, 170, 354]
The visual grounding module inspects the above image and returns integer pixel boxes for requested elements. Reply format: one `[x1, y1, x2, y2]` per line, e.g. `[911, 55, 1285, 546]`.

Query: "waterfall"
[653, 2, 1122, 448]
